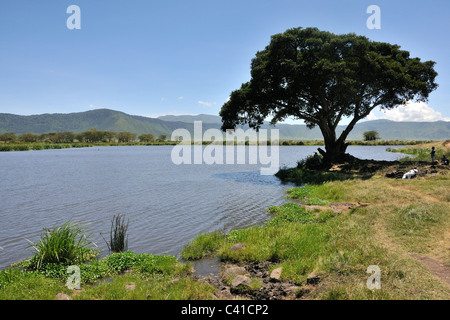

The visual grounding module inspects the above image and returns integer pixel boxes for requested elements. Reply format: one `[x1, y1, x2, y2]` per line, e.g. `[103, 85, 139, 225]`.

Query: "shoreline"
[1, 142, 449, 300]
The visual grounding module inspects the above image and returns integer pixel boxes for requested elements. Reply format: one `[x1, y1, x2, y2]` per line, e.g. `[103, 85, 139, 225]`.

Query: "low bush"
[25, 221, 96, 271]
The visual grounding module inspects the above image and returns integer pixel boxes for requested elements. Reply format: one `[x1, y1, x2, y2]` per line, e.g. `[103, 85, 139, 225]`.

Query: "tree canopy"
[363, 130, 380, 141]
[220, 27, 438, 163]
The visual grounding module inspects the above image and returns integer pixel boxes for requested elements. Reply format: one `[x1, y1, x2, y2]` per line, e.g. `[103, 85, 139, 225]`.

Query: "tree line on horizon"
[0, 129, 167, 144]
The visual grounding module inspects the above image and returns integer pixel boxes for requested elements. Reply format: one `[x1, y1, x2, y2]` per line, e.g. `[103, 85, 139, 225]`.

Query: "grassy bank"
[182, 174, 450, 299]
[0, 250, 214, 300]
[1, 142, 449, 300]
[182, 141, 450, 299]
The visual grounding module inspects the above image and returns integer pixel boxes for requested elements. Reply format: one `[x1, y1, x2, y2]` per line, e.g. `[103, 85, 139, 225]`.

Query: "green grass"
[182, 168, 450, 299]
[25, 221, 96, 271]
[1, 250, 215, 300]
[285, 184, 343, 204]
[72, 273, 215, 300]
[266, 203, 335, 226]
[0, 268, 69, 300]
[181, 231, 227, 260]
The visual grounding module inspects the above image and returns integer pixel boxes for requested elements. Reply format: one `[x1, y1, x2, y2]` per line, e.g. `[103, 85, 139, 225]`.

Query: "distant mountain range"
[1, 108, 449, 140]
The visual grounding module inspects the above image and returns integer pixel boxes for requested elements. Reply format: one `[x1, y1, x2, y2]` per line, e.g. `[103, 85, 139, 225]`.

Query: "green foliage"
[266, 203, 334, 227]
[105, 214, 129, 253]
[117, 132, 136, 143]
[18, 133, 39, 143]
[101, 251, 188, 278]
[363, 130, 380, 141]
[0, 268, 24, 289]
[181, 231, 226, 260]
[0, 268, 66, 299]
[296, 153, 324, 169]
[138, 133, 155, 142]
[391, 204, 440, 237]
[26, 221, 96, 270]
[0, 132, 16, 142]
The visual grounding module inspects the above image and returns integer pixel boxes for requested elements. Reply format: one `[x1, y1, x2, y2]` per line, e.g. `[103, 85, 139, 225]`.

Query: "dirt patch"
[411, 254, 450, 286]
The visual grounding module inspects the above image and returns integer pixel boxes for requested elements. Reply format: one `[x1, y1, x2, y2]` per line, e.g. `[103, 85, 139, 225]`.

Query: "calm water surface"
[0, 145, 407, 269]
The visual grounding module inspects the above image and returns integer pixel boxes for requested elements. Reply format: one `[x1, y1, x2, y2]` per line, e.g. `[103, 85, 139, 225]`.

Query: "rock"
[306, 272, 321, 285]
[231, 275, 253, 293]
[125, 282, 136, 291]
[55, 293, 72, 300]
[270, 267, 283, 282]
[230, 243, 246, 251]
[223, 265, 248, 279]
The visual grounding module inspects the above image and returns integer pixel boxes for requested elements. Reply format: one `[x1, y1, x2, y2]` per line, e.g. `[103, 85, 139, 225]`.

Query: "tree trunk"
[317, 123, 349, 165]
[317, 139, 349, 165]
[316, 113, 364, 165]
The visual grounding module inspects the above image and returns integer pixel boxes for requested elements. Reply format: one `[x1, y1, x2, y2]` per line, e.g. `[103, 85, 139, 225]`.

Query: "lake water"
[0, 145, 407, 269]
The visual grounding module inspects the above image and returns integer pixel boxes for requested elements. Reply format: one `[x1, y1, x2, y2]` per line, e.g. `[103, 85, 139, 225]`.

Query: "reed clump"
[106, 214, 129, 253]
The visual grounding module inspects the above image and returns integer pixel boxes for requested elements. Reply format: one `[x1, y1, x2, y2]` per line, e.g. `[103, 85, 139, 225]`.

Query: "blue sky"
[1, 0, 449, 124]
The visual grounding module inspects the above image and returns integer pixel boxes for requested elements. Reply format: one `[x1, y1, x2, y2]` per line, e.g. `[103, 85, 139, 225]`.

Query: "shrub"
[26, 221, 95, 270]
[0, 145, 13, 151]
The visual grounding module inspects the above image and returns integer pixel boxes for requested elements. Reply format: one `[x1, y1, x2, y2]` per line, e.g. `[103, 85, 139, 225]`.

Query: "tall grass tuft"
[26, 221, 93, 270]
[106, 214, 129, 253]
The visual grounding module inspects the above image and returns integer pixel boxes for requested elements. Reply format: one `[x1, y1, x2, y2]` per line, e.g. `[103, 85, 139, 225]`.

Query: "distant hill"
[0, 109, 219, 137]
[157, 114, 450, 140]
[1, 109, 449, 140]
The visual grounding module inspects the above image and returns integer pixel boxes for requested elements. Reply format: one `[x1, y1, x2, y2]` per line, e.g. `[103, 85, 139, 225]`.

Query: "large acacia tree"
[220, 27, 438, 163]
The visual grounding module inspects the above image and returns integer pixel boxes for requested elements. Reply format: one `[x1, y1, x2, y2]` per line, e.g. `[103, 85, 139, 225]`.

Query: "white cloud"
[198, 100, 216, 107]
[367, 101, 450, 122]
[178, 96, 184, 100]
